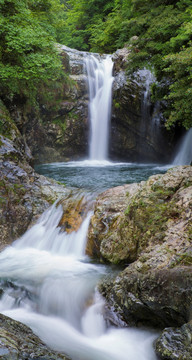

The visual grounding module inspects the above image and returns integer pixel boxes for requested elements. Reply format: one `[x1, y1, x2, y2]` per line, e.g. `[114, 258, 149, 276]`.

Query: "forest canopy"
[0, 0, 191, 129]
[0, 0, 65, 103]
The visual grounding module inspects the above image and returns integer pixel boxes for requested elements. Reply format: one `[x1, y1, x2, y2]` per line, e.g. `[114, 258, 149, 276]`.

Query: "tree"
[0, 0, 64, 103]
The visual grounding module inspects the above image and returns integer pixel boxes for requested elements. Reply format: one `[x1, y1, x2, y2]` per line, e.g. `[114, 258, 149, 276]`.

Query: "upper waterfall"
[85, 55, 114, 161]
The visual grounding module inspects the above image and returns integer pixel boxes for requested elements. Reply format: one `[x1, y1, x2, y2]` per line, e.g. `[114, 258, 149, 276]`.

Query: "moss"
[124, 184, 180, 251]
[170, 253, 192, 267]
[0, 101, 20, 140]
[113, 100, 121, 109]
[52, 116, 67, 133]
[0, 179, 27, 208]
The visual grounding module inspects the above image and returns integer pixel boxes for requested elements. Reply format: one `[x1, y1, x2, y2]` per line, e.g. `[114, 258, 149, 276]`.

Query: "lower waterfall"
[0, 202, 158, 360]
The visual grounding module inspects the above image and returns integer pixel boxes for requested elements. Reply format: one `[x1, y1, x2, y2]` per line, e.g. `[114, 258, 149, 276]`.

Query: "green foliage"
[61, 0, 192, 129]
[0, 0, 191, 130]
[0, 0, 65, 103]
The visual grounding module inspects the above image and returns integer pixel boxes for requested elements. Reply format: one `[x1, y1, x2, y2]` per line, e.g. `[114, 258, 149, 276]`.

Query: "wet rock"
[0, 313, 70, 359]
[155, 322, 192, 360]
[59, 192, 92, 233]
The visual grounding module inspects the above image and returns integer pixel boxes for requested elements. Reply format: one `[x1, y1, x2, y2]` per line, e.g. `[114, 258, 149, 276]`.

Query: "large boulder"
[87, 166, 192, 330]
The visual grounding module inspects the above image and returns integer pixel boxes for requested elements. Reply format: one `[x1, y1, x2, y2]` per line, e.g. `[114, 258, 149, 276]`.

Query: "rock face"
[7, 45, 90, 164]
[110, 47, 174, 162]
[88, 166, 192, 336]
[0, 101, 71, 249]
[0, 313, 70, 359]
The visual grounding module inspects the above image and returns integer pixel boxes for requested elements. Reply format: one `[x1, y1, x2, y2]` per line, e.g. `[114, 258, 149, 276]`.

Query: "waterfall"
[173, 128, 192, 165]
[85, 55, 114, 161]
[135, 69, 156, 135]
[0, 202, 158, 360]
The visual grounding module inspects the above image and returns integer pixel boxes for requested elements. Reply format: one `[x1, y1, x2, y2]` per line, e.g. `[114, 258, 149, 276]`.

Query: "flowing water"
[0, 159, 170, 358]
[0, 202, 158, 360]
[86, 55, 114, 160]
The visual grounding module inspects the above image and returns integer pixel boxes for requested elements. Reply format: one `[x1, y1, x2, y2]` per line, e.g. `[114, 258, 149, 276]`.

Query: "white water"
[86, 55, 114, 160]
[173, 128, 192, 165]
[0, 202, 158, 360]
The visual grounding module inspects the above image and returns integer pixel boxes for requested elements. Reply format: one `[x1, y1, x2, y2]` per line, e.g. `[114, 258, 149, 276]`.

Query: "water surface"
[35, 160, 171, 193]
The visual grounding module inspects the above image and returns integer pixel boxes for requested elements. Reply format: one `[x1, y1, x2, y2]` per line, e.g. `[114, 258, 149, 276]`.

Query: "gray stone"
[0, 313, 70, 359]
[155, 322, 192, 360]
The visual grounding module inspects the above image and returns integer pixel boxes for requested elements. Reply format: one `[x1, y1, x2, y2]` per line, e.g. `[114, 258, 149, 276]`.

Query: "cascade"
[0, 202, 158, 360]
[173, 128, 192, 165]
[85, 55, 114, 161]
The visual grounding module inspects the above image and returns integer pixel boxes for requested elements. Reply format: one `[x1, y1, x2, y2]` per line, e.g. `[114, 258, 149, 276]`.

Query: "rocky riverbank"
[87, 165, 192, 359]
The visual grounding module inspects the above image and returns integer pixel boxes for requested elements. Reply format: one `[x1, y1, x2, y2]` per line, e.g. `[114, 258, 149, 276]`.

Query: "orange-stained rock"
[59, 194, 92, 234]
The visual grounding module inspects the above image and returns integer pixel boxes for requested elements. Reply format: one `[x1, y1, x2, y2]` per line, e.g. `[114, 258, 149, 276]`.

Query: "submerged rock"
[0, 313, 70, 359]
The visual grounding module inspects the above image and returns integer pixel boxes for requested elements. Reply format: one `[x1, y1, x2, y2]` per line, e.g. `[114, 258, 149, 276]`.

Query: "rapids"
[0, 202, 158, 360]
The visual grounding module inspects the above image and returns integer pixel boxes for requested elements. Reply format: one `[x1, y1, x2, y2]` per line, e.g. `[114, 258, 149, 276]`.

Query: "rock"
[88, 166, 192, 329]
[6, 44, 90, 164]
[155, 322, 192, 360]
[0, 132, 71, 249]
[99, 267, 192, 328]
[0, 313, 70, 359]
[110, 50, 174, 162]
[88, 166, 192, 265]
[87, 183, 141, 262]
[59, 192, 92, 233]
